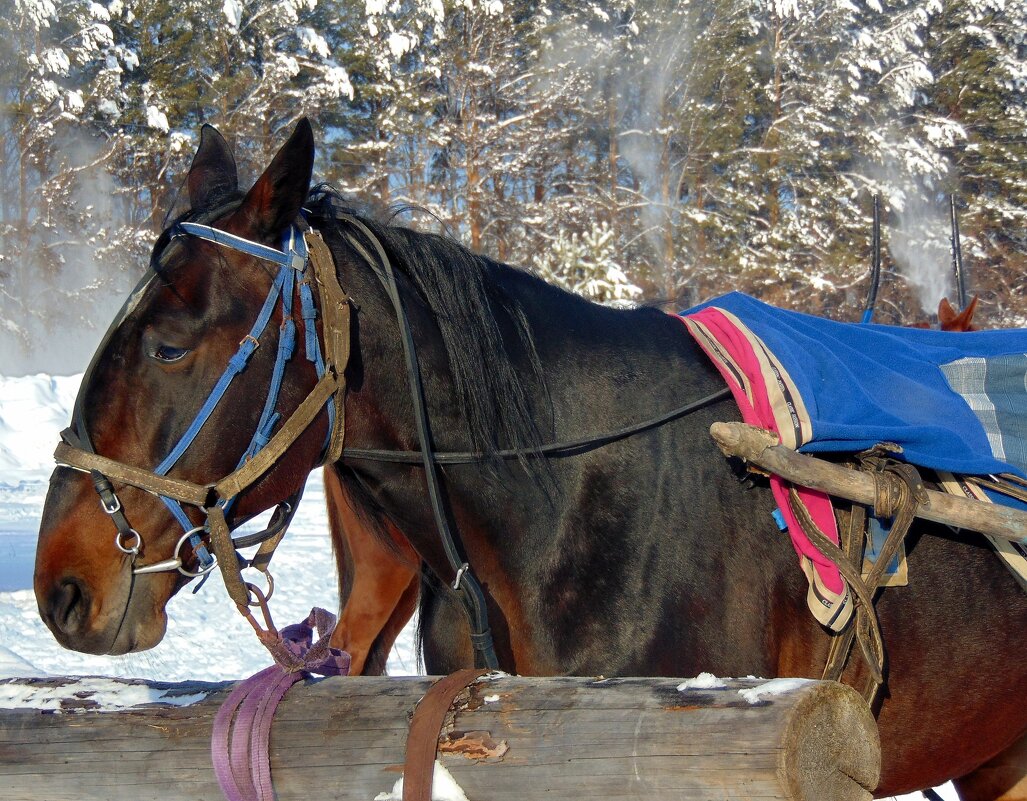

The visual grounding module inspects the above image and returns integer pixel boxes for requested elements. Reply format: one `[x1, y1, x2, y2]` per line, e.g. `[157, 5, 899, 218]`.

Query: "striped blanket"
[680, 292, 1027, 628]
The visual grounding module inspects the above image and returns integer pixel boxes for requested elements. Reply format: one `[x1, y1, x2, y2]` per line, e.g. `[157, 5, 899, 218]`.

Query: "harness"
[52, 209, 513, 667]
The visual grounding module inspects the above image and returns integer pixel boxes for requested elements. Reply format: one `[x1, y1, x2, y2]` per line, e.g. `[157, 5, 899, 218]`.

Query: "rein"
[52, 208, 731, 671]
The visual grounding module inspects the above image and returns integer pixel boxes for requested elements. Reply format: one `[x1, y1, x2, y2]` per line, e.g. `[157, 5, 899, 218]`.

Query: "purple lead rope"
[211, 608, 351, 801]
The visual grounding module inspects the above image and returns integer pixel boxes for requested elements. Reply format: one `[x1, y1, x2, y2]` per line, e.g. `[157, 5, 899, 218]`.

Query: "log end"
[709, 421, 779, 460]
[780, 681, 881, 801]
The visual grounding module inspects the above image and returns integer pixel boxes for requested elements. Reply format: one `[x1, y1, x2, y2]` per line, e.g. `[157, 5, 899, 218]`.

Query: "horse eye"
[152, 344, 190, 363]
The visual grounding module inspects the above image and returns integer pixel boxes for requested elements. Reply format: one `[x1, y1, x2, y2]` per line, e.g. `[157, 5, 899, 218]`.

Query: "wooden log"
[710, 421, 1027, 543]
[0, 674, 878, 801]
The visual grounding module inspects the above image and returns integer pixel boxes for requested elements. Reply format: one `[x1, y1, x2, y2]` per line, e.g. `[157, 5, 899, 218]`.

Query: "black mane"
[305, 189, 552, 476]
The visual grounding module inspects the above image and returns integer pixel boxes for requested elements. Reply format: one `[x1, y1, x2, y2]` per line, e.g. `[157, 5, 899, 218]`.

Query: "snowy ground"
[0, 373, 953, 800]
[0, 373, 419, 682]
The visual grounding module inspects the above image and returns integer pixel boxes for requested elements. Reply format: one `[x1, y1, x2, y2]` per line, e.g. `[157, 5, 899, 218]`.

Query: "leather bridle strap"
[343, 386, 733, 465]
[306, 230, 350, 465]
[54, 372, 339, 510]
[55, 441, 214, 507]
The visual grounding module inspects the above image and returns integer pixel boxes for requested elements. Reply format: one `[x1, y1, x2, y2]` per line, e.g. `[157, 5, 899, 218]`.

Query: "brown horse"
[938, 296, 980, 332]
[34, 122, 1026, 798]
[910, 296, 981, 333]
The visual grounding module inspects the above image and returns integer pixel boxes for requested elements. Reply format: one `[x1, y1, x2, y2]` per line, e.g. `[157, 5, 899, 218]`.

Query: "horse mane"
[304, 188, 552, 481]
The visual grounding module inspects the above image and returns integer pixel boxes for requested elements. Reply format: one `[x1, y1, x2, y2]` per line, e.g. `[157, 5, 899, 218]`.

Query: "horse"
[33, 120, 1026, 799]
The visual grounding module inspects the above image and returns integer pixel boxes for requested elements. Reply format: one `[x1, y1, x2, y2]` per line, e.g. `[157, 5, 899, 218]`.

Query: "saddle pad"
[679, 292, 1027, 625]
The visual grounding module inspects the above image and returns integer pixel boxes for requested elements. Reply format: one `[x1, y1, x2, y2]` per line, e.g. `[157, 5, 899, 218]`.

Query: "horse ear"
[961, 295, 980, 331]
[938, 298, 956, 327]
[187, 125, 239, 210]
[236, 118, 315, 239]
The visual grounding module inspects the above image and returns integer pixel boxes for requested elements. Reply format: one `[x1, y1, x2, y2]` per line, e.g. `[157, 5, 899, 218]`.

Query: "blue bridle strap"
[177, 222, 308, 271]
[150, 223, 325, 573]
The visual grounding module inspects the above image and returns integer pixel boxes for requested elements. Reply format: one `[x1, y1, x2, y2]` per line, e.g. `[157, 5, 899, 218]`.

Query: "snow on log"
[0, 674, 880, 801]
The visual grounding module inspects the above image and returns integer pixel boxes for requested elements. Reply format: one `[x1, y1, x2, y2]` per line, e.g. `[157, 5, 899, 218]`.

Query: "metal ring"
[177, 527, 219, 578]
[115, 529, 141, 555]
[244, 571, 275, 607]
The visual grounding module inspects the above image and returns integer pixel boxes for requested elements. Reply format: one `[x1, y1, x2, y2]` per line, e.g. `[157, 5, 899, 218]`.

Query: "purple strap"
[212, 608, 350, 801]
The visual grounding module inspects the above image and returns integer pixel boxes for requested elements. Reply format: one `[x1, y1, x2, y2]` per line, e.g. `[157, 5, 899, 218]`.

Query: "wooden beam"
[710, 421, 1027, 542]
[0, 674, 879, 801]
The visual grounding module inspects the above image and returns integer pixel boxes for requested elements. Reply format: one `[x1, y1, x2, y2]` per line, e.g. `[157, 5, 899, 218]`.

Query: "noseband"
[54, 212, 351, 612]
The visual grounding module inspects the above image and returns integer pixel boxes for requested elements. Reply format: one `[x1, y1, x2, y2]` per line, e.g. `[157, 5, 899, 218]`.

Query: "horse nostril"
[49, 579, 89, 634]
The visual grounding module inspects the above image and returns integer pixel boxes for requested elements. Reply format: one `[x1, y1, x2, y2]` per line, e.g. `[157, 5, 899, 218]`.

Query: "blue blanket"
[685, 292, 1027, 478]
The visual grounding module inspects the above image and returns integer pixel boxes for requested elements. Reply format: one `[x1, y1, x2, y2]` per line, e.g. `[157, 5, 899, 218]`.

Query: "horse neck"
[329, 223, 773, 672]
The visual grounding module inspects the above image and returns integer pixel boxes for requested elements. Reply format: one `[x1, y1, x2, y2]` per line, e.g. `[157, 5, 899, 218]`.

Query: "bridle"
[54, 205, 351, 622]
[52, 205, 731, 669]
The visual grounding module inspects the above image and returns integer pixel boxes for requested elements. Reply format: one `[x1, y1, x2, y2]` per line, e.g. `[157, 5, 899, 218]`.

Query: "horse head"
[34, 120, 331, 655]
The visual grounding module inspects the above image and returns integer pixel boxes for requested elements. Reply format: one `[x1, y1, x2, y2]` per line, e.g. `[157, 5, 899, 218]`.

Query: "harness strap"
[402, 669, 490, 801]
[208, 504, 249, 608]
[801, 458, 926, 702]
[54, 373, 338, 511]
[339, 215, 499, 670]
[307, 230, 350, 464]
[213, 371, 339, 500]
[177, 221, 306, 270]
[822, 502, 866, 683]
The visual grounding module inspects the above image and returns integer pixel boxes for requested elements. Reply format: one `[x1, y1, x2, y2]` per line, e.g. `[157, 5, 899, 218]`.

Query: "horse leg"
[323, 465, 420, 675]
[954, 733, 1027, 801]
[418, 570, 475, 675]
[360, 571, 420, 675]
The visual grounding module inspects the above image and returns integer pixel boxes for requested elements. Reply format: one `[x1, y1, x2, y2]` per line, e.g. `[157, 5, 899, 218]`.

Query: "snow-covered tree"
[0, 0, 137, 371]
[535, 220, 642, 303]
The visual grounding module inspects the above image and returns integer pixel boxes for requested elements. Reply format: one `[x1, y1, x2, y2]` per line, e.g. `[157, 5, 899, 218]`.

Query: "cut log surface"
[0, 674, 878, 801]
[710, 421, 1027, 543]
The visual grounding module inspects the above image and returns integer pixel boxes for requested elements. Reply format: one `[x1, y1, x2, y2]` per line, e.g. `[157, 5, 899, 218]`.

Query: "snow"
[0, 677, 210, 711]
[676, 672, 727, 691]
[0, 374, 80, 481]
[375, 761, 470, 801]
[145, 104, 170, 133]
[737, 677, 812, 704]
[40, 48, 70, 76]
[223, 0, 242, 30]
[297, 26, 330, 58]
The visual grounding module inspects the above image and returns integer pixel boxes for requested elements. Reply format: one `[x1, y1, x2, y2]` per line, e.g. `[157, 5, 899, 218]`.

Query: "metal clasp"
[452, 562, 470, 591]
[115, 529, 141, 555]
[100, 493, 122, 515]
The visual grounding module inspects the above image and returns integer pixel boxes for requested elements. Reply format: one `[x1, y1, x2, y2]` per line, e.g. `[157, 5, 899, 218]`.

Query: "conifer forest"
[2, 0, 1026, 372]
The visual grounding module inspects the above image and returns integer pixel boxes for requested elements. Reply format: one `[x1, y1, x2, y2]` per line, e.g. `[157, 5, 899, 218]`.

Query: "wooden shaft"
[710, 421, 1027, 543]
[0, 674, 879, 801]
